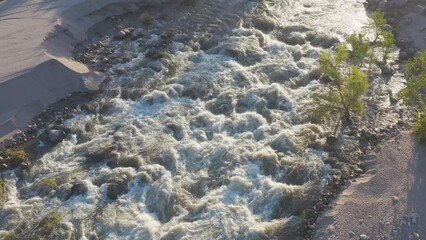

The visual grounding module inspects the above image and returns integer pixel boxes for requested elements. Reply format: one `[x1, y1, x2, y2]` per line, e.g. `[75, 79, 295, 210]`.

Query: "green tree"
[398, 51, 426, 143]
[346, 33, 370, 67]
[381, 29, 395, 62]
[398, 51, 426, 109]
[365, 10, 387, 44]
[313, 45, 369, 134]
[364, 10, 395, 63]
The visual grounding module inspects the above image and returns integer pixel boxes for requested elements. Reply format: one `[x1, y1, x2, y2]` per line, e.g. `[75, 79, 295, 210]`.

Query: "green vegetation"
[312, 44, 369, 133]
[0, 232, 18, 240]
[364, 10, 395, 62]
[346, 33, 370, 67]
[398, 51, 426, 143]
[36, 211, 62, 236]
[0, 177, 5, 204]
[141, 11, 152, 26]
[312, 10, 395, 135]
[41, 177, 58, 190]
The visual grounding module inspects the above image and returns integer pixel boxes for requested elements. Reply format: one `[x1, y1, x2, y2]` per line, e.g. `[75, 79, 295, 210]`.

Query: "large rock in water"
[106, 176, 130, 200]
[47, 129, 66, 142]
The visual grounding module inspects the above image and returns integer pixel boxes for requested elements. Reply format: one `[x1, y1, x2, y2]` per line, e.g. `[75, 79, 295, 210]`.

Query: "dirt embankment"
[0, 0, 150, 142]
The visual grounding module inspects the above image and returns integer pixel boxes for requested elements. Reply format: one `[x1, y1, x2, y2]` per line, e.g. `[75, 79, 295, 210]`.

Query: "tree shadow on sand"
[392, 134, 426, 240]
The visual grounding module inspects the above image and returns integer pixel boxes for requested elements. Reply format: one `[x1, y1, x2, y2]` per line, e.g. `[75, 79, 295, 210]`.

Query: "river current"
[0, 0, 369, 239]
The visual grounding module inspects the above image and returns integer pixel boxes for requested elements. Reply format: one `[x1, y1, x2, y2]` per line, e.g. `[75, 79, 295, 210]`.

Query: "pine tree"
[312, 44, 369, 134]
[398, 51, 426, 143]
[346, 33, 370, 67]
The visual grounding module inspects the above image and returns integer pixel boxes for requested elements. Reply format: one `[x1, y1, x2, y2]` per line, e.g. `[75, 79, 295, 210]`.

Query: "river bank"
[312, 0, 426, 239]
[0, 0, 151, 143]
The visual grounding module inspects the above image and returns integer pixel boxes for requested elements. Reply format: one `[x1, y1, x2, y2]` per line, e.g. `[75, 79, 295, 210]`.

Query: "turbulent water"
[0, 0, 370, 239]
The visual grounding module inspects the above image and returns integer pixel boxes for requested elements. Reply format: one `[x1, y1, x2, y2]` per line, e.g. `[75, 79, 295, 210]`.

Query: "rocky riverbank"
[313, 0, 426, 239]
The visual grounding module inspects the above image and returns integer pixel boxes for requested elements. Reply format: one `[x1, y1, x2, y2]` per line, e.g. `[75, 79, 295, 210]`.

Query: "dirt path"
[313, 131, 426, 240]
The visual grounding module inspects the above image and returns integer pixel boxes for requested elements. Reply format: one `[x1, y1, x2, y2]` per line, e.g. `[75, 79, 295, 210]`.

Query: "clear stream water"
[0, 0, 372, 239]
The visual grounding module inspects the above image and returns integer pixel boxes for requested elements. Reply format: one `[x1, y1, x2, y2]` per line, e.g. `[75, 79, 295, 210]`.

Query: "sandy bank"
[313, 132, 426, 240]
[0, 0, 144, 142]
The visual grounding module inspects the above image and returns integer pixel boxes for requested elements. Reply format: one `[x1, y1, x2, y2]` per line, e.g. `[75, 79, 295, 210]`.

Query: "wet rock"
[114, 28, 133, 40]
[389, 95, 398, 105]
[250, 16, 275, 32]
[271, 133, 297, 153]
[306, 31, 340, 48]
[147, 60, 164, 72]
[381, 63, 393, 75]
[164, 123, 185, 141]
[296, 61, 306, 69]
[47, 129, 66, 143]
[86, 145, 118, 165]
[131, 28, 145, 39]
[70, 181, 88, 197]
[325, 136, 338, 151]
[270, 67, 301, 83]
[0, 149, 29, 170]
[324, 157, 339, 167]
[145, 47, 163, 59]
[197, 33, 218, 50]
[117, 156, 143, 169]
[291, 46, 302, 61]
[262, 85, 292, 111]
[136, 172, 153, 186]
[146, 181, 192, 222]
[254, 149, 280, 176]
[106, 176, 130, 200]
[206, 92, 234, 115]
[279, 32, 306, 46]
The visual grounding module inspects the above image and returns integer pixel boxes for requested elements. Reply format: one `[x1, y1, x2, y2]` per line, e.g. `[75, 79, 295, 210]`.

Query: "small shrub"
[398, 51, 426, 143]
[414, 113, 426, 144]
[141, 11, 152, 26]
[36, 211, 62, 236]
[41, 177, 58, 190]
[0, 232, 18, 240]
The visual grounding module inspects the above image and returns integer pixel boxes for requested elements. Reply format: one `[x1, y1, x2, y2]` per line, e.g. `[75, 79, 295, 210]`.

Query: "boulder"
[47, 129, 66, 143]
[106, 176, 130, 200]
[250, 17, 275, 32]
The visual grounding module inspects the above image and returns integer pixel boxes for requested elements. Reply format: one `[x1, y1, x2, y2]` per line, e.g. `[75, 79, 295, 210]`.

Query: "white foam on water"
[0, 0, 370, 239]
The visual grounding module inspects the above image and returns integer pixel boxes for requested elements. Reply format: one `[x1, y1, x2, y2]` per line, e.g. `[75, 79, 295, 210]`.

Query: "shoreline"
[312, 0, 426, 239]
[0, 0, 146, 143]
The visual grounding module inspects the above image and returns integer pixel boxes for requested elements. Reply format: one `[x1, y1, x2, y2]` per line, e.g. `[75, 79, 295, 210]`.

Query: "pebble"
[392, 196, 400, 205]
[359, 234, 370, 240]
[349, 231, 356, 237]
[413, 232, 420, 239]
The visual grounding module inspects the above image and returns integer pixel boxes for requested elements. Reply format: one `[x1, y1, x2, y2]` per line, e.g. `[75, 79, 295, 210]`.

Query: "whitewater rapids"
[0, 0, 368, 239]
